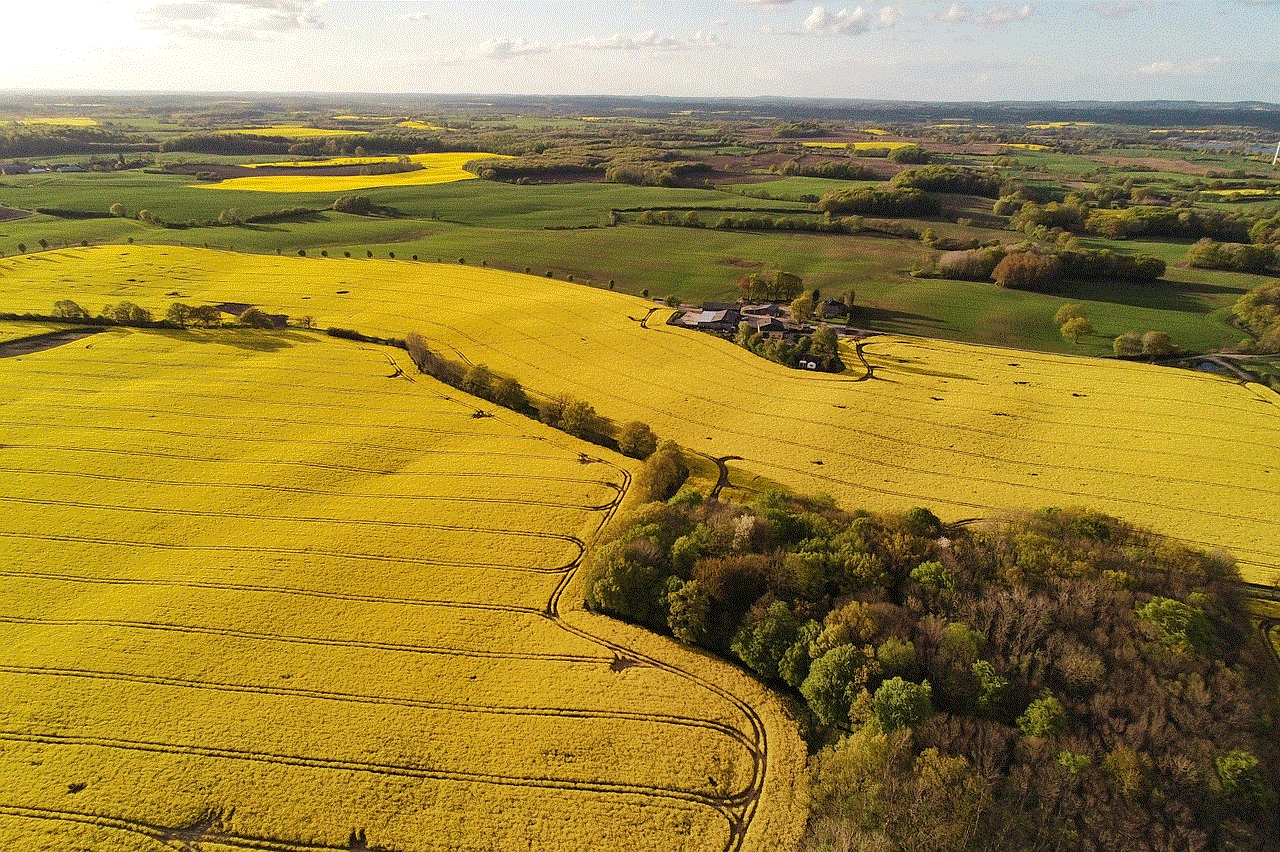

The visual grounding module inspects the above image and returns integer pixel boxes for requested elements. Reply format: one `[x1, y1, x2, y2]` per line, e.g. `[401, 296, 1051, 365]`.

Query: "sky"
[3, 0, 1278, 102]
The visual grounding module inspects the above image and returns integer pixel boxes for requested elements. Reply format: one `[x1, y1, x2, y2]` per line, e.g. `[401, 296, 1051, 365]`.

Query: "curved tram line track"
[0, 349, 772, 852]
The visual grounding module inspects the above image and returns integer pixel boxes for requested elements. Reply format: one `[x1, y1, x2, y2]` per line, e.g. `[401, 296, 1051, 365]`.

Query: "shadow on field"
[1063, 278, 1244, 313]
[856, 305, 946, 334]
[156, 328, 314, 352]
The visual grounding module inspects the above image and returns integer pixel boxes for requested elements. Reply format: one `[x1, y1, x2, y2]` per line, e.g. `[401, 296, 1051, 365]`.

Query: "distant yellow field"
[1002, 143, 1050, 150]
[333, 114, 396, 121]
[242, 153, 442, 169]
[801, 140, 915, 150]
[196, 152, 505, 192]
[1027, 122, 1099, 129]
[0, 328, 805, 851]
[397, 119, 444, 131]
[220, 125, 359, 138]
[17, 117, 99, 127]
[3, 245, 1276, 585]
[0, 322, 58, 343]
[860, 128, 889, 136]
[1200, 188, 1276, 197]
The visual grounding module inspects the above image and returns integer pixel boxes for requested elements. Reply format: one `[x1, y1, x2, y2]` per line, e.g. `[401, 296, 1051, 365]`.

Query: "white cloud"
[802, 6, 872, 35]
[569, 29, 724, 50]
[137, 0, 322, 40]
[393, 11, 431, 22]
[878, 5, 901, 26]
[443, 37, 550, 65]
[1139, 56, 1226, 76]
[934, 3, 1034, 26]
[982, 3, 1034, 24]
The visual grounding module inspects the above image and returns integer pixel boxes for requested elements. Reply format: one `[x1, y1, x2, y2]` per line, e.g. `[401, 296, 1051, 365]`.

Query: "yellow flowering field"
[2, 245, 1276, 586]
[220, 124, 359, 137]
[16, 116, 100, 126]
[198, 152, 503, 192]
[800, 140, 915, 150]
[0, 327, 806, 851]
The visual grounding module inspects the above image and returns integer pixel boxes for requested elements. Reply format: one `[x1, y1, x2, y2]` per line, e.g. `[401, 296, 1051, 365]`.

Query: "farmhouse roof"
[821, 299, 849, 317]
[742, 303, 788, 317]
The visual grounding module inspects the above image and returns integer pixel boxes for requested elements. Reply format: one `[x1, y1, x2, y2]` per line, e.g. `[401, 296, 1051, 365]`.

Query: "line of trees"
[1233, 283, 1280, 352]
[817, 186, 938, 217]
[402, 332, 660, 460]
[932, 245, 1165, 292]
[1184, 238, 1277, 273]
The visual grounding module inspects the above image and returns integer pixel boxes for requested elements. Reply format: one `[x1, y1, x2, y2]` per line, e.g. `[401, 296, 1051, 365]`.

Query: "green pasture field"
[0, 221, 1249, 356]
[716, 177, 880, 202]
[0, 145, 1268, 356]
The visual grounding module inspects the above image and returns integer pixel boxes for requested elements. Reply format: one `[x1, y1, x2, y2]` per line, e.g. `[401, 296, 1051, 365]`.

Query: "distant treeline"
[930, 245, 1166, 291]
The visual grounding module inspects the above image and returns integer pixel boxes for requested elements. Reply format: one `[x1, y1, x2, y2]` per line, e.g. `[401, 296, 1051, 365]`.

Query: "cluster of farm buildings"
[672, 298, 857, 371]
[673, 297, 852, 337]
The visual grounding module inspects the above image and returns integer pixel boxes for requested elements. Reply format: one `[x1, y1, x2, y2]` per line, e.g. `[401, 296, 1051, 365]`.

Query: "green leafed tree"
[1060, 316, 1094, 344]
[165, 303, 192, 327]
[584, 538, 662, 625]
[462, 364, 493, 400]
[237, 308, 276, 329]
[731, 600, 800, 682]
[790, 294, 815, 324]
[870, 677, 933, 731]
[1113, 331, 1143, 356]
[559, 399, 603, 440]
[665, 578, 711, 645]
[491, 376, 527, 410]
[1141, 330, 1174, 356]
[1018, 695, 1067, 738]
[1054, 303, 1086, 326]
[802, 643, 872, 725]
[617, 421, 658, 460]
[51, 299, 89, 320]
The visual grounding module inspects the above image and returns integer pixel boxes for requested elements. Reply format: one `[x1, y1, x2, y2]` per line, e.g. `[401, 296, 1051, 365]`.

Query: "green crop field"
[0, 327, 806, 852]
[3, 245, 1275, 585]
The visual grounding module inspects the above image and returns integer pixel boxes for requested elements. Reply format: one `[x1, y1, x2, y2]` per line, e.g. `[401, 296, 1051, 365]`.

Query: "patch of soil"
[0, 206, 33, 222]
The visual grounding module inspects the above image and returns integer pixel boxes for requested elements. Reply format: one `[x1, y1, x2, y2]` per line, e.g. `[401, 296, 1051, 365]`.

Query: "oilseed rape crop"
[0, 328, 805, 851]
[198, 152, 504, 192]
[800, 140, 916, 150]
[3, 245, 1276, 584]
[220, 125, 360, 137]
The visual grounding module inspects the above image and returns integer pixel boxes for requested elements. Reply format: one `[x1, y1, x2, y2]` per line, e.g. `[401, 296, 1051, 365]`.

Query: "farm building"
[676, 303, 741, 333]
[820, 299, 849, 319]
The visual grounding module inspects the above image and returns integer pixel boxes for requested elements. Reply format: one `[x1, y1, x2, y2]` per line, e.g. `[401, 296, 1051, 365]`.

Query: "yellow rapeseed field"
[17, 117, 99, 127]
[220, 125, 359, 137]
[397, 120, 445, 130]
[1026, 122, 1100, 129]
[0, 327, 806, 851]
[198, 152, 504, 192]
[801, 140, 915, 150]
[1200, 188, 1276, 197]
[2, 245, 1276, 586]
[0, 321, 58, 342]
